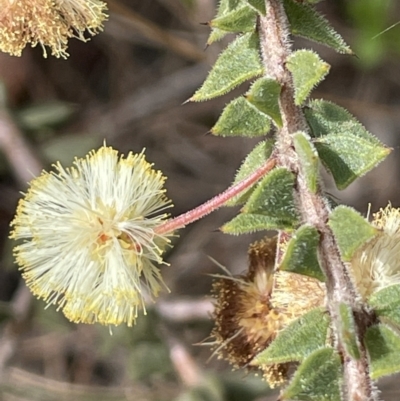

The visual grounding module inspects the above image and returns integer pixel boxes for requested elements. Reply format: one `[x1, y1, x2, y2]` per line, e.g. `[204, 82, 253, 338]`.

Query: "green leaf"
[225, 140, 275, 206]
[282, 348, 342, 401]
[368, 285, 400, 329]
[208, 28, 229, 45]
[328, 205, 378, 261]
[280, 225, 325, 281]
[246, 0, 266, 15]
[210, 4, 257, 33]
[253, 308, 329, 365]
[207, 0, 242, 44]
[305, 100, 391, 189]
[283, 0, 352, 54]
[287, 50, 330, 105]
[223, 168, 299, 234]
[211, 97, 271, 137]
[293, 132, 319, 193]
[18, 101, 77, 130]
[306, 100, 383, 143]
[365, 324, 400, 380]
[221, 212, 295, 234]
[215, 0, 241, 16]
[243, 167, 298, 221]
[338, 303, 360, 360]
[314, 136, 390, 189]
[246, 77, 282, 127]
[192, 33, 263, 101]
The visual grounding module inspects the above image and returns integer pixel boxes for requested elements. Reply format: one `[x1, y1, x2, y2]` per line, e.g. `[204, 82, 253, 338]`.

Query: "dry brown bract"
[211, 236, 326, 387]
[0, 0, 107, 58]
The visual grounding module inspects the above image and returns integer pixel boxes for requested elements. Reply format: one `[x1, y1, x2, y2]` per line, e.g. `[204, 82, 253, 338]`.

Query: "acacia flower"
[211, 236, 325, 387]
[0, 0, 107, 58]
[10, 145, 173, 326]
[350, 204, 400, 300]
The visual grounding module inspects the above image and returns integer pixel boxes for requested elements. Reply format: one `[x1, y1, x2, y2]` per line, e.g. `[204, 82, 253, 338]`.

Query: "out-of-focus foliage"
[346, 0, 400, 69]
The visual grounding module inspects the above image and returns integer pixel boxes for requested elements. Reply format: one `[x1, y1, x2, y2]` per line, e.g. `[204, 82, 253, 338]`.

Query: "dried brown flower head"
[211, 237, 279, 368]
[0, 0, 107, 58]
[211, 236, 326, 387]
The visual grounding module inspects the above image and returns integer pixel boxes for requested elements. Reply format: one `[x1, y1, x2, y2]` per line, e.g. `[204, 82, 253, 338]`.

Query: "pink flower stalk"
[156, 158, 276, 235]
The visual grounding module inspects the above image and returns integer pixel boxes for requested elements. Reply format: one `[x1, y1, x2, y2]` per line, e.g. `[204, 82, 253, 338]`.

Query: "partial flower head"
[211, 236, 325, 387]
[10, 145, 173, 326]
[0, 0, 107, 58]
[350, 204, 400, 300]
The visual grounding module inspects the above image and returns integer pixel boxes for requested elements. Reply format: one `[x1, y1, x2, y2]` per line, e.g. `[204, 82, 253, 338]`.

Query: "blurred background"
[0, 0, 400, 400]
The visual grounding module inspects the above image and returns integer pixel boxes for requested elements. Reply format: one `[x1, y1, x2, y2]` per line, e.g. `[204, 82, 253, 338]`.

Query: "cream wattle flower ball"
[10, 145, 173, 326]
[0, 0, 107, 58]
[350, 204, 400, 300]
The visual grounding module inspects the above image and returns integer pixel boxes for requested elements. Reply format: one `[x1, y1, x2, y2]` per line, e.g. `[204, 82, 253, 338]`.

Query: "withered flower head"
[211, 236, 325, 388]
[351, 204, 400, 300]
[0, 0, 107, 58]
[211, 237, 280, 368]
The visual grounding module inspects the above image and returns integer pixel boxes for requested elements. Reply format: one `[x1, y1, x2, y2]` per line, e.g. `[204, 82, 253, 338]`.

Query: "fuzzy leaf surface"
[282, 348, 341, 401]
[221, 213, 294, 234]
[246, 78, 282, 127]
[253, 308, 329, 365]
[213, 0, 242, 18]
[207, 0, 242, 44]
[210, 4, 256, 33]
[243, 168, 298, 221]
[208, 28, 228, 45]
[287, 50, 330, 105]
[192, 33, 263, 101]
[211, 97, 271, 138]
[338, 303, 360, 360]
[246, 0, 266, 15]
[369, 285, 400, 328]
[283, 0, 352, 54]
[305, 100, 390, 189]
[328, 206, 378, 261]
[293, 132, 319, 193]
[223, 168, 299, 233]
[280, 224, 324, 281]
[365, 324, 400, 380]
[225, 140, 274, 206]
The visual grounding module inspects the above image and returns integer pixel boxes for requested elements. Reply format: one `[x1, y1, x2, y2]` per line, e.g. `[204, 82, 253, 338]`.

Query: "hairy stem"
[259, 1, 376, 400]
[156, 157, 276, 235]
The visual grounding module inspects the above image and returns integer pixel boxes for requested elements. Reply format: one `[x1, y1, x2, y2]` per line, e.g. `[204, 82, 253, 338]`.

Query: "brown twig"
[259, 1, 376, 400]
[156, 298, 213, 323]
[0, 109, 42, 185]
[108, 0, 205, 62]
[0, 108, 42, 382]
[160, 323, 204, 387]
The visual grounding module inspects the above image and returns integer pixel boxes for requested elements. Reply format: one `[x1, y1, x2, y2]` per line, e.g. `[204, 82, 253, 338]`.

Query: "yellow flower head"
[351, 204, 400, 300]
[0, 0, 107, 58]
[10, 145, 173, 326]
